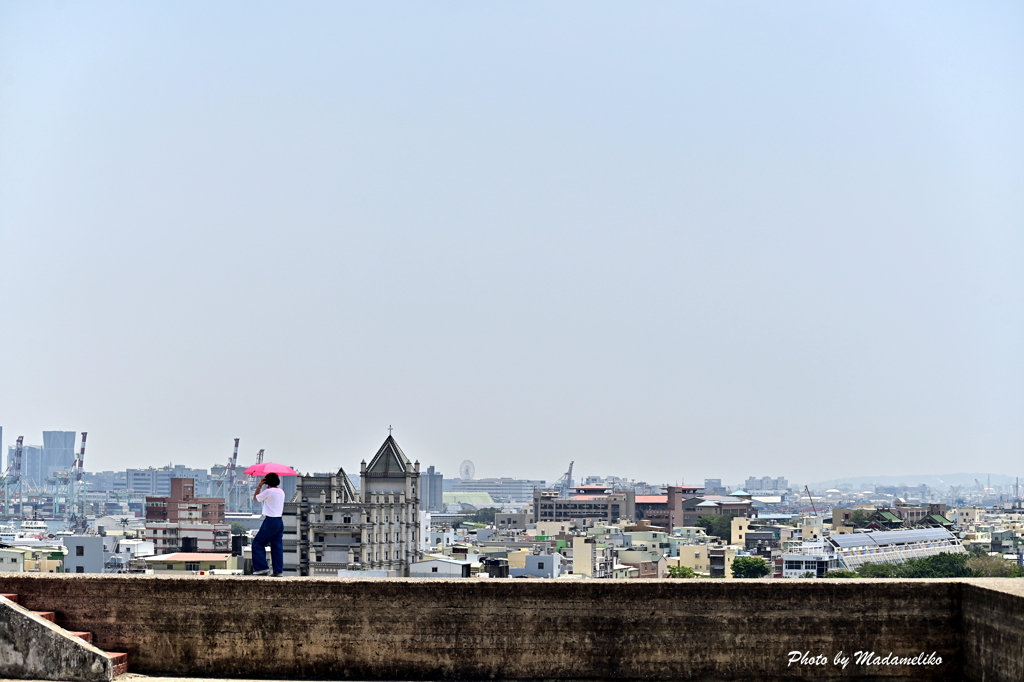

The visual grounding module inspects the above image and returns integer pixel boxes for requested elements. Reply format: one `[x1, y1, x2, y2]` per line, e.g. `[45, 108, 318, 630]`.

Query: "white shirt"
[256, 487, 285, 518]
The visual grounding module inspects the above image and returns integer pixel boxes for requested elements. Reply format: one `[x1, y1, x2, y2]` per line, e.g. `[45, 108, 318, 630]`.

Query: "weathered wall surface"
[0, 595, 113, 682]
[962, 580, 1024, 682]
[0, 575, 968, 681]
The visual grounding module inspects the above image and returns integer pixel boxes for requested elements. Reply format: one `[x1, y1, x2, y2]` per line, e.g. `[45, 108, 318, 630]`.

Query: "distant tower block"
[459, 460, 475, 480]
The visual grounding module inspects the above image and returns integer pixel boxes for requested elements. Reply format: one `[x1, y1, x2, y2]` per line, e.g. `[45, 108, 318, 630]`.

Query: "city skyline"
[2, 426, 1021, 494]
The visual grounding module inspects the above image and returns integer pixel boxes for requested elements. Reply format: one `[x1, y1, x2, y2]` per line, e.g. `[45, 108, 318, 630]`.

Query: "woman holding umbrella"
[251, 471, 286, 576]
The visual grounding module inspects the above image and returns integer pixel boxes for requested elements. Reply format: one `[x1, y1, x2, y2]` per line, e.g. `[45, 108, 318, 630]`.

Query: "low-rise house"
[669, 545, 711, 576]
[495, 513, 529, 530]
[572, 536, 615, 578]
[61, 536, 106, 574]
[144, 552, 240, 573]
[0, 547, 25, 572]
[510, 552, 566, 579]
[9, 546, 65, 573]
[708, 544, 740, 578]
[410, 557, 472, 578]
[145, 521, 232, 554]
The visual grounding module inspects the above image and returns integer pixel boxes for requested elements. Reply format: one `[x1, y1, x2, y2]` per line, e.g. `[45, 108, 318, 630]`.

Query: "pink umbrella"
[244, 462, 298, 477]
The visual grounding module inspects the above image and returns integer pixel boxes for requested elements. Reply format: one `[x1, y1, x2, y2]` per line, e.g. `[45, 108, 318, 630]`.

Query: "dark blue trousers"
[252, 516, 284, 574]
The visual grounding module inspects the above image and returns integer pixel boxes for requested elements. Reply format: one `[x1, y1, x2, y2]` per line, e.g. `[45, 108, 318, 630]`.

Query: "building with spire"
[281, 434, 422, 577]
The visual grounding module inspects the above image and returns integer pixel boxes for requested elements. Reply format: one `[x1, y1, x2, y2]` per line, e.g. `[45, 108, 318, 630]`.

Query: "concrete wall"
[0, 595, 113, 682]
[0, 575, 1020, 681]
[962, 580, 1024, 682]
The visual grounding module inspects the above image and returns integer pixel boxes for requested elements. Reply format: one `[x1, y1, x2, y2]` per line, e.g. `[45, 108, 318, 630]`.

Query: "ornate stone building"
[281, 435, 421, 576]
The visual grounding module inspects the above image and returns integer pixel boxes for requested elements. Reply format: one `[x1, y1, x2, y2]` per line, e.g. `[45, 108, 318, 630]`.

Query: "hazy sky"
[1, 2, 1022, 486]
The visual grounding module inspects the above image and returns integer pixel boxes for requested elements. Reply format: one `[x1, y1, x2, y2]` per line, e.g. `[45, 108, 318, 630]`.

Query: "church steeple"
[365, 434, 412, 476]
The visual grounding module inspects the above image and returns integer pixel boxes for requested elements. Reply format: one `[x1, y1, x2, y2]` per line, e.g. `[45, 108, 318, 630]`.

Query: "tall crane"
[227, 438, 239, 490]
[2, 437, 24, 516]
[805, 485, 818, 516]
[69, 433, 88, 530]
[553, 461, 574, 498]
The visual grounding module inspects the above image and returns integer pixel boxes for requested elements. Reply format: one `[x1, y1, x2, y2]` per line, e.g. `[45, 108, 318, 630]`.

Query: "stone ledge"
[0, 595, 114, 682]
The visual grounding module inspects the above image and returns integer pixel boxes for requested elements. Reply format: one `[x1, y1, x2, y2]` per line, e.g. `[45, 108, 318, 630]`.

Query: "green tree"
[856, 562, 897, 578]
[471, 507, 499, 525]
[825, 570, 859, 578]
[696, 514, 737, 543]
[230, 522, 248, 536]
[967, 554, 1024, 577]
[731, 555, 770, 578]
[846, 510, 871, 528]
[854, 553, 977, 579]
[897, 553, 973, 578]
[668, 565, 695, 578]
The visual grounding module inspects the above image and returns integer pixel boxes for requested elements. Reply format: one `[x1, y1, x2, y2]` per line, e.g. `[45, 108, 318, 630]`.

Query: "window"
[538, 562, 545, 569]
[208, 565, 217, 570]
[432, 566, 438, 573]
[75, 546, 84, 556]
[343, 517, 351, 524]
[185, 562, 200, 571]
[325, 515, 333, 521]
[75, 566, 84, 573]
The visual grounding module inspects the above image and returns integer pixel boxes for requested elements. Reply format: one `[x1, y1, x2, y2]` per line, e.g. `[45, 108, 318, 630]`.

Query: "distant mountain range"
[805, 473, 1022, 491]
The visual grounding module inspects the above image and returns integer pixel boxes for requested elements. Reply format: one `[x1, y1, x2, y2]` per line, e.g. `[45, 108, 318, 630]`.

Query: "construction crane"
[805, 485, 818, 516]
[256, 448, 264, 465]
[552, 461, 574, 498]
[227, 438, 239, 490]
[2, 437, 24, 517]
[69, 433, 88, 531]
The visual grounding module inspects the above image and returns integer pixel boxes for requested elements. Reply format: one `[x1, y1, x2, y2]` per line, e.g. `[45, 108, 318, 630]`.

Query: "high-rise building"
[127, 465, 209, 495]
[420, 465, 444, 512]
[741, 476, 789, 493]
[42, 431, 76, 480]
[11, 443, 44, 488]
[704, 479, 727, 496]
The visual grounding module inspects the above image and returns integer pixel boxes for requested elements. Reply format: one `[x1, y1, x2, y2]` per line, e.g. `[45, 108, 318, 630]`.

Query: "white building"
[828, 527, 967, 570]
[410, 557, 472, 578]
[779, 527, 967, 577]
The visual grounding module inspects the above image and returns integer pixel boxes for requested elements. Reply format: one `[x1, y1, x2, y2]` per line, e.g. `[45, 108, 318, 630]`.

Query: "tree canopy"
[731, 555, 770, 578]
[668, 565, 696, 578]
[696, 514, 736, 543]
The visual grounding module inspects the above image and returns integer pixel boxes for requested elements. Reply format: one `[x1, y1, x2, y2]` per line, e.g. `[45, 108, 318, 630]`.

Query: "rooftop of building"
[144, 553, 232, 562]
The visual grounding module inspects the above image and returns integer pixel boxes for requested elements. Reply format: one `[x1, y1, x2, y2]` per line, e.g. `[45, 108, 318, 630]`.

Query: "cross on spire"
[388, 425, 393, 436]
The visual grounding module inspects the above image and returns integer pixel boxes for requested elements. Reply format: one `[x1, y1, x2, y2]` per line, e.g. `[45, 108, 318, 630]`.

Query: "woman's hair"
[264, 472, 281, 487]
